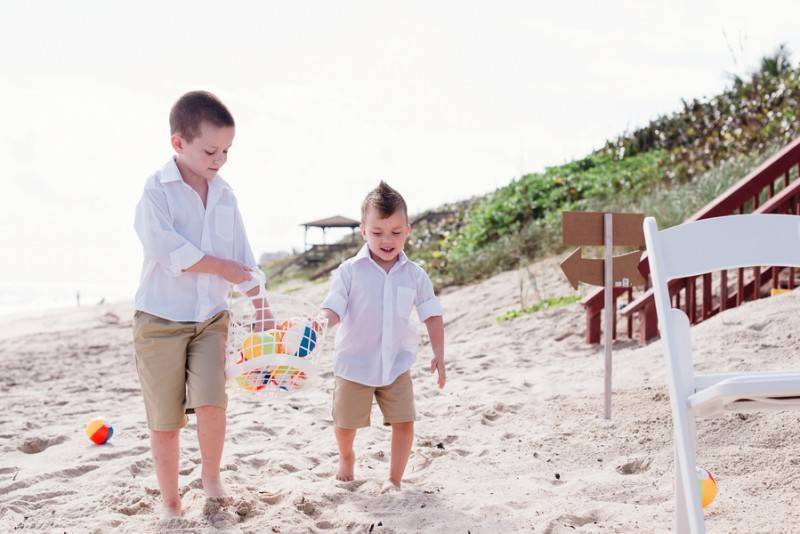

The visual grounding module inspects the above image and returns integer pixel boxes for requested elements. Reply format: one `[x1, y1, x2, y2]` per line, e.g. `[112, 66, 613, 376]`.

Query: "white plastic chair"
[643, 214, 800, 533]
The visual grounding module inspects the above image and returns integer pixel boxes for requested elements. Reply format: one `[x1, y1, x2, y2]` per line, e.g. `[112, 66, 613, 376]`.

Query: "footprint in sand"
[0, 464, 98, 497]
[203, 498, 239, 529]
[257, 490, 285, 505]
[17, 435, 67, 454]
[244, 423, 277, 436]
[128, 458, 152, 477]
[96, 445, 149, 461]
[370, 450, 387, 462]
[334, 479, 368, 493]
[178, 465, 196, 476]
[615, 458, 652, 475]
[295, 496, 321, 518]
[543, 511, 602, 534]
[279, 462, 300, 473]
[481, 410, 501, 425]
[117, 498, 152, 516]
[411, 453, 433, 472]
[159, 517, 204, 532]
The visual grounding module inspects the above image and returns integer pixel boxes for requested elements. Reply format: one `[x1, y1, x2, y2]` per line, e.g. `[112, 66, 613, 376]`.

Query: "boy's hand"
[430, 355, 446, 389]
[220, 259, 252, 285]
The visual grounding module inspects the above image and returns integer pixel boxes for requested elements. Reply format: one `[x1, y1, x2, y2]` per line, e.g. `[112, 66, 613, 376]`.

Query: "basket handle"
[248, 268, 268, 298]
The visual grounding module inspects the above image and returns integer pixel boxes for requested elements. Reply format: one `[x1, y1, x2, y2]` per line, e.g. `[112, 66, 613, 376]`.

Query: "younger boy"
[320, 181, 446, 493]
[133, 91, 269, 517]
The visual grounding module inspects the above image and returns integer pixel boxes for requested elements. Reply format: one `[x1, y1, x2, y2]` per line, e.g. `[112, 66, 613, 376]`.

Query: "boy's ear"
[170, 133, 184, 153]
[359, 223, 366, 238]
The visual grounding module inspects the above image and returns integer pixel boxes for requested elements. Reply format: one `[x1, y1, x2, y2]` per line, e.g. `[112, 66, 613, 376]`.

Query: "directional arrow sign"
[562, 211, 645, 247]
[560, 248, 645, 290]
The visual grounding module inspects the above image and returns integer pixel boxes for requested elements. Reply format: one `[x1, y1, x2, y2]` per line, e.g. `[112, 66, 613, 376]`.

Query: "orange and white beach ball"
[697, 467, 717, 508]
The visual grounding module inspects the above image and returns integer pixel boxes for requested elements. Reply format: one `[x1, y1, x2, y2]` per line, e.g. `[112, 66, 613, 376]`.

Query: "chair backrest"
[644, 214, 800, 392]
[645, 214, 800, 281]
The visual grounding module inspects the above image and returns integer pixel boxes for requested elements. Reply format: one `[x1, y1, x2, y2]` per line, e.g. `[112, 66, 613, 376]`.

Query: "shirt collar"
[354, 244, 409, 269]
[159, 157, 232, 191]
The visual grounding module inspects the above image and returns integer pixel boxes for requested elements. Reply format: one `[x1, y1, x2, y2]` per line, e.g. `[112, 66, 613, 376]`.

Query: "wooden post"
[737, 268, 745, 305]
[627, 288, 633, 338]
[603, 213, 613, 420]
[753, 266, 761, 299]
[586, 312, 600, 344]
[720, 270, 728, 311]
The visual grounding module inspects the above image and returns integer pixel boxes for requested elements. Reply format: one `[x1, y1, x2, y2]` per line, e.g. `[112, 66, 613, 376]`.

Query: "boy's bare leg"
[151, 430, 182, 516]
[195, 405, 227, 498]
[382, 421, 414, 493]
[334, 426, 357, 481]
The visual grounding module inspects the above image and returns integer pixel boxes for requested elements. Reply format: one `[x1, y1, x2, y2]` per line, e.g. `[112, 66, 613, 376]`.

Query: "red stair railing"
[581, 137, 800, 344]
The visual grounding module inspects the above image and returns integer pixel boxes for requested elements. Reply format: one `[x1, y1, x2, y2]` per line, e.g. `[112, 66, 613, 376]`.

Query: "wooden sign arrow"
[560, 248, 645, 289]
[562, 211, 645, 247]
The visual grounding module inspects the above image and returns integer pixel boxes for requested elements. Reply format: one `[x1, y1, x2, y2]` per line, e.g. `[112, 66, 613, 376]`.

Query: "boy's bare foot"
[380, 479, 401, 494]
[336, 454, 355, 481]
[161, 498, 182, 519]
[201, 476, 228, 499]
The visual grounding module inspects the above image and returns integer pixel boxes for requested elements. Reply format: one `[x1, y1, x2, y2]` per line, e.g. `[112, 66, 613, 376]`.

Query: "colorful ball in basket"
[278, 320, 317, 357]
[236, 370, 265, 393]
[697, 467, 717, 508]
[85, 418, 113, 445]
[263, 365, 307, 390]
[241, 330, 282, 361]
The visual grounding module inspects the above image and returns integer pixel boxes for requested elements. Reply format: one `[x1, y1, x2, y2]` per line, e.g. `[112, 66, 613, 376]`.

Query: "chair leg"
[673, 416, 706, 533]
[673, 448, 691, 533]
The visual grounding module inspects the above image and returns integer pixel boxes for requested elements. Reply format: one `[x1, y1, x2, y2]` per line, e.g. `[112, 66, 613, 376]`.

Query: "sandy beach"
[1, 257, 799, 533]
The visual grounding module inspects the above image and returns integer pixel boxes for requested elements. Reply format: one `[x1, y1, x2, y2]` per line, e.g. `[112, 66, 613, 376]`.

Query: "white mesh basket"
[225, 278, 326, 397]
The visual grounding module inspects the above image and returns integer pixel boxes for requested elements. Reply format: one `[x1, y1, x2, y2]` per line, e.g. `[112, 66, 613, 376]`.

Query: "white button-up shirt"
[322, 244, 443, 387]
[134, 158, 260, 322]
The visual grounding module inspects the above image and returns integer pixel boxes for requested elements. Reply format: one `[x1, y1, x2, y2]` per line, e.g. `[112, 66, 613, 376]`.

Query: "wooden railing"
[581, 137, 800, 344]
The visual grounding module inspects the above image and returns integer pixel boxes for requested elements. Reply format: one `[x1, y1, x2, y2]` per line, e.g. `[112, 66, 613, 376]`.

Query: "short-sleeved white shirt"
[321, 244, 443, 387]
[133, 158, 260, 322]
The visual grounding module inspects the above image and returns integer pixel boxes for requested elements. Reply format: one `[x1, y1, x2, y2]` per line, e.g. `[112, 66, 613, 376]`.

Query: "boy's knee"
[194, 404, 225, 417]
[151, 428, 180, 440]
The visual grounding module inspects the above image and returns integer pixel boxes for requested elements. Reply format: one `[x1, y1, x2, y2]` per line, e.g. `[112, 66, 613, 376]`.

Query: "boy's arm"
[184, 255, 252, 284]
[319, 308, 340, 329]
[415, 269, 445, 388]
[135, 187, 204, 275]
[230, 201, 262, 295]
[424, 315, 446, 389]
[135, 187, 252, 284]
[318, 264, 350, 331]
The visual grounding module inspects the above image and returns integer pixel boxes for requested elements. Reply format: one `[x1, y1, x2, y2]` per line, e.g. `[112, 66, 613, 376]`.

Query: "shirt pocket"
[214, 205, 235, 242]
[396, 286, 416, 320]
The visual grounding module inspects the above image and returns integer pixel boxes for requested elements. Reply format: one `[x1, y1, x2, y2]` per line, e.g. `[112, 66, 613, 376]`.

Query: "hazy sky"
[2, 0, 800, 309]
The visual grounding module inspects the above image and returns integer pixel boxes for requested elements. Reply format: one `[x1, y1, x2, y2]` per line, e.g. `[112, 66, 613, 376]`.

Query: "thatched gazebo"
[300, 215, 360, 250]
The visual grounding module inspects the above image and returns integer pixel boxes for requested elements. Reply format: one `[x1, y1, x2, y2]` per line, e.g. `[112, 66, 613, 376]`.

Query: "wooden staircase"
[581, 137, 800, 344]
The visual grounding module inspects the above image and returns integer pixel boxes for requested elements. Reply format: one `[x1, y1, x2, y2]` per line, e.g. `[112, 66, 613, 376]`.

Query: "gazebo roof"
[300, 215, 360, 228]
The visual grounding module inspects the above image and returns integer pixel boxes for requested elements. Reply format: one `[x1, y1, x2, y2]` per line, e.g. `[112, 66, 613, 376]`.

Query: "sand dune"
[1, 257, 799, 533]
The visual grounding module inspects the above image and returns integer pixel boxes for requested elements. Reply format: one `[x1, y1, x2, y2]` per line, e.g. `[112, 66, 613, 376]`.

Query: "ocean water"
[0, 282, 135, 319]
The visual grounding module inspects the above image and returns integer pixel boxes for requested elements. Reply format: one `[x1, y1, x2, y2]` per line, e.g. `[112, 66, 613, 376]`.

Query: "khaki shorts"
[133, 310, 229, 431]
[332, 371, 416, 429]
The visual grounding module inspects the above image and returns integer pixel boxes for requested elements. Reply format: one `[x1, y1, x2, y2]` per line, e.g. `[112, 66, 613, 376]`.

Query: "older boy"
[320, 181, 446, 493]
[133, 91, 268, 517]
